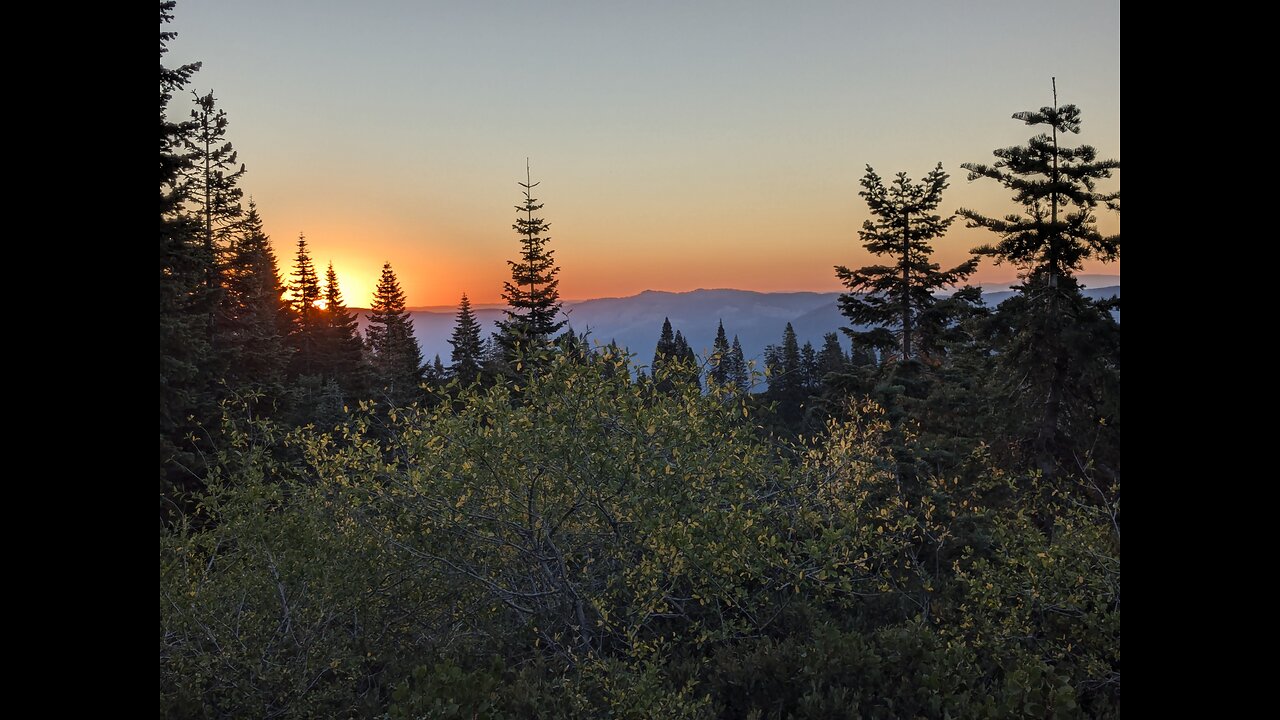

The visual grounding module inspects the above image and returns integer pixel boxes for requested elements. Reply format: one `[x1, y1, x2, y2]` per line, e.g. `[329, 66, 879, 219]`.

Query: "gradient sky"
[168, 0, 1120, 308]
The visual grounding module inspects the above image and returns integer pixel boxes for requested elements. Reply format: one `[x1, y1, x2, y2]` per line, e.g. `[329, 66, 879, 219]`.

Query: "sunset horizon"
[166, 1, 1119, 309]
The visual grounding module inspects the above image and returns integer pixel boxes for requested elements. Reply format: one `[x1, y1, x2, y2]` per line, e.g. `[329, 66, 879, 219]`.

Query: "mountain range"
[354, 276, 1120, 369]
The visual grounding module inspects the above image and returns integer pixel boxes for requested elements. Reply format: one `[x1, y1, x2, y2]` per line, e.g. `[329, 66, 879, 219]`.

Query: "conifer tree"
[800, 341, 819, 393]
[448, 293, 485, 385]
[957, 81, 1120, 281]
[183, 90, 245, 297]
[159, 0, 209, 501]
[287, 234, 323, 376]
[423, 354, 448, 386]
[817, 332, 847, 378]
[673, 330, 699, 390]
[319, 262, 368, 396]
[764, 323, 807, 425]
[495, 163, 565, 356]
[728, 335, 749, 393]
[835, 163, 977, 361]
[780, 323, 801, 394]
[652, 317, 676, 372]
[957, 81, 1120, 471]
[366, 262, 424, 405]
[217, 201, 290, 400]
[708, 320, 732, 387]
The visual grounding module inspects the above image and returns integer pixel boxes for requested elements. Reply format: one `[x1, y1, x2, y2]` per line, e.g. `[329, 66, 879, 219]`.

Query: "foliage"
[161, 355, 1119, 717]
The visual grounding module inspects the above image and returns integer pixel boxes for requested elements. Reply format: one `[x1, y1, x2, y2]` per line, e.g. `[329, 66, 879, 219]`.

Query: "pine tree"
[673, 330, 699, 390]
[183, 90, 246, 298]
[448, 293, 485, 385]
[835, 163, 977, 362]
[780, 323, 801, 395]
[800, 341, 819, 393]
[708, 320, 732, 387]
[728, 335, 749, 393]
[495, 162, 566, 357]
[423, 354, 448, 386]
[366, 262, 424, 405]
[651, 319, 699, 392]
[287, 234, 323, 376]
[159, 0, 209, 503]
[817, 332, 847, 378]
[765, 323, 806, 425]
[956, 81, 1120, 472]
[319, 262, 368, 397]
[652, 318, 676, 372]
[217, 200, 290, 401]
[957, 80, 1120, 281]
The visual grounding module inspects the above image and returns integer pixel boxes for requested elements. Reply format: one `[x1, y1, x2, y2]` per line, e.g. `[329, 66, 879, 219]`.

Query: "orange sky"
[172, 2, 1120, 309]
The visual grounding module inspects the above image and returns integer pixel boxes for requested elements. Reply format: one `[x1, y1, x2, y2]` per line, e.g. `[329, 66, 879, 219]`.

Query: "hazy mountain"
[353, 280, 1119, 369]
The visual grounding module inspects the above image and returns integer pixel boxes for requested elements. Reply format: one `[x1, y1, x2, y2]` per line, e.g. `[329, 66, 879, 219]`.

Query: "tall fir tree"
[728, 335, 749, 393]
[183, 90, 246, 300]
[217, 200, 290, 403]
[800, 341, 819, 393]
[448, 293, 486, 385]
[318, 262, 369, 397]
[496, 162, 566, 356]
[956, 81, 1120, 472]
[817, 332, 847, 378]
[287, 233, 323, 377]
[957, 81, 1120, 281]
[366, 262, 424, 405]
[652, 318, 676, 371]
[159, 0, 210, 504]
[835, 163, 977, 362]
[764, 323, 806, 425]
[708, 320, 732, 387]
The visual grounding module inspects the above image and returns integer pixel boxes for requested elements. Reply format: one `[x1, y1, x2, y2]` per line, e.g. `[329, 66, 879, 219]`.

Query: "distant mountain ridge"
[353, 276, 1119, 369]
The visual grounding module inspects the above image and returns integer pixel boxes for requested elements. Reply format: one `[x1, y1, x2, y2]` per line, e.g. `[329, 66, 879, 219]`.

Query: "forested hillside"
[160, 3, 1120, 716]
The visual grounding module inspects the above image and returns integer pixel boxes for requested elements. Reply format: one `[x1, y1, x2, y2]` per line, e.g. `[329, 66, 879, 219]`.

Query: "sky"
[167, 0, 1120, 308]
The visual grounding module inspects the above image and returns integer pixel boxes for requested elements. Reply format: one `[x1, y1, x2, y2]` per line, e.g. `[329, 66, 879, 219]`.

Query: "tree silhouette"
[495, 162, 565, 357]
[957, 80, 1120, 473]
[319, 262, 369, 397]
[286, 233, 322, 377]
[365, 262, 424, 405]
[835, 163, 976, 362]
[449, 293, 486, 386]
[218, 200, 290, 403]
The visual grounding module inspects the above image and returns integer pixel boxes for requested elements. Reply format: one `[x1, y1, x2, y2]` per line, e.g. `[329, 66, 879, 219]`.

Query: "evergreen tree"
[764, 323, 806, 426]
[800, 341, 819, 393]
[495, 163, 565, 356]
[366, 262, 424, 405]
[319, 262, 368, 396]
[708, 320, 732, 387]
[652, 319, 698, 392]
[835, 163, 977, 361]
[728, 335, 749, 393]
[957, 81, 1120, 281]
[817, 332, 847, 378]
[448, 293, 485, 385]
[652, 317, 676, 373]
[159, 0, 209, 504]
[182, 90, 246, 298]
[217, 200, 290, 402]
[956, 81, 1120, 472]
[424, 354, 448, 386]
[287, 234, 323, 376]
[780, 323, 801, 395]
